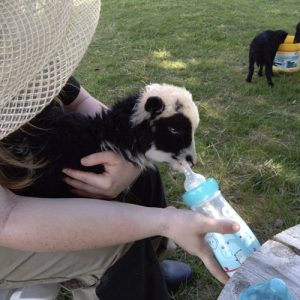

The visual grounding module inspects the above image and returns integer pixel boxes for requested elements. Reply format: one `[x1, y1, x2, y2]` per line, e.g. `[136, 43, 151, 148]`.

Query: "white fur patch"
[100, 141, 153, 169]
[124, 150, 154, 169]
[99, 141, 120, 153]
[145, 142, 197, 166]
[130, 83, 199, 130]
[145, 145, 174, 164]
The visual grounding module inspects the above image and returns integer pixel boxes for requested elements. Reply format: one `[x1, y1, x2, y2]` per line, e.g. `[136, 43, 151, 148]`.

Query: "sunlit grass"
[159, 60, 187, 69]
[152, 50, 171, 59]
[72, 0, 300, 299]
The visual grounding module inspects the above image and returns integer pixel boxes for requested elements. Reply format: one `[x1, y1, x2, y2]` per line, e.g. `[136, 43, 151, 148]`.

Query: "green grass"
[74, 1, 300, 299]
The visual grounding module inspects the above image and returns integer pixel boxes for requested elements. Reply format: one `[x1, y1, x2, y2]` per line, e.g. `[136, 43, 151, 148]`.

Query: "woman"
[0, 1, 239, 299]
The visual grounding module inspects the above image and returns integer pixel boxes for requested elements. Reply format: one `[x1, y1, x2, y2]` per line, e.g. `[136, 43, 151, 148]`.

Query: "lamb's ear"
[144, 96, 165, 119]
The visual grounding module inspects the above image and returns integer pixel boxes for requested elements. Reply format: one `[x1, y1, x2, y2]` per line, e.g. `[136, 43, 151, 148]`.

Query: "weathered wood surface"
[218, 224, 300, 300]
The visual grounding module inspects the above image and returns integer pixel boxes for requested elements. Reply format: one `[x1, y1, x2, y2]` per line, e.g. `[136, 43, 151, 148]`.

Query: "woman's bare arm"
[64, 85, 108, 116]
[0, 186, 239, 283]
[0, 189, 168, 251]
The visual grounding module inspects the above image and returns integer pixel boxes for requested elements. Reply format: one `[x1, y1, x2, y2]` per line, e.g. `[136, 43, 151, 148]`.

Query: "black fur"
[4, 91, 194, 198]
[246, 30, 288, 86]
[153, 114, 192, 155]
[294, 22, 300, 44]
[144, 96, 165, 119]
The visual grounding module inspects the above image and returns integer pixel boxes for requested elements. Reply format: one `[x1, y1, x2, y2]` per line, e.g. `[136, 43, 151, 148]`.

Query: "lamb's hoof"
[245, 78, 252, 83]
[268, 82, 274, 87]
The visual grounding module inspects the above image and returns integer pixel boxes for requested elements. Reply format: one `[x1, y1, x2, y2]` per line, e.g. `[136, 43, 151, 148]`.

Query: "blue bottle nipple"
[239, 278, 296, 300]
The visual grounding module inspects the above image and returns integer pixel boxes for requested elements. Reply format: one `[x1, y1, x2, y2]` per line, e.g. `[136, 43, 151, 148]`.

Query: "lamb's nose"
[186, 155, 194, 166]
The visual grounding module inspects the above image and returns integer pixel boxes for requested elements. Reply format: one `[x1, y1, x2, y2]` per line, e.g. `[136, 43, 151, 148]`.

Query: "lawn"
[74, 0, 300, 299]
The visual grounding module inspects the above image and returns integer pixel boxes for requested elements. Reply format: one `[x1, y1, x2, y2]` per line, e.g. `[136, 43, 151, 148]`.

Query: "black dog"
[246, 30, 288, 86]
[294, 22, 300, 43]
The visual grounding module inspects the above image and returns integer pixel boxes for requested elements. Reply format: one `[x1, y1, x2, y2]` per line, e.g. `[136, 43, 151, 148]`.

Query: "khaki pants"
[0, 243, 132, 300]
[0, 239, 175, 300]
[0, 170, 173, 299]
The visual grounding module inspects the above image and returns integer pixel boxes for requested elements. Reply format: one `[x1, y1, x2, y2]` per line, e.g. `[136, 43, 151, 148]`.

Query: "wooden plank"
[273, 224, 300, 251]
[218, 228, 300, 300]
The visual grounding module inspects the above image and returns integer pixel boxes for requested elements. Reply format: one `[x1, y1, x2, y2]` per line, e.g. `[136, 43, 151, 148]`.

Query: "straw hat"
[0, 0, 101, 140]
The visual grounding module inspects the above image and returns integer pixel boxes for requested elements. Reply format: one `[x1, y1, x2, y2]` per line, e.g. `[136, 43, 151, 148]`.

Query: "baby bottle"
[239, 278, 296, 300]
[181, 162, 261, 277]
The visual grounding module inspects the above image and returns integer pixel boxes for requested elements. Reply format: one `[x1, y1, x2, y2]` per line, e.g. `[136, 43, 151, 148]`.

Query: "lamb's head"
[131, 83, 199, 169]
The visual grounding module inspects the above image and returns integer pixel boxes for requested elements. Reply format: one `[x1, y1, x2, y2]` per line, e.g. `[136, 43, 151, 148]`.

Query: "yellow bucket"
[273, 35, 300, 73]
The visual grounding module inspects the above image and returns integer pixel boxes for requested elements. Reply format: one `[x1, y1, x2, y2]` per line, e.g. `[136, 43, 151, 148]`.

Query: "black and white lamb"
[4, 83, 200, 198]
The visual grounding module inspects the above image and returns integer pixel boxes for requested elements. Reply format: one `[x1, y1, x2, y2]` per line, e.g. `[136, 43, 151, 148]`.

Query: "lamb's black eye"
[168, 126, 180, 135]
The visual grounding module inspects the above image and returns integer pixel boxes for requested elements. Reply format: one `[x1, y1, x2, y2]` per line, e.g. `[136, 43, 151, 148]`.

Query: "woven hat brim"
[0, 0, 101, 139]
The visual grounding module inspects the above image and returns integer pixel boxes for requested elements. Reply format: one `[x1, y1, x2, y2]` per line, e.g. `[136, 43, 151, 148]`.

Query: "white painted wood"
[273, 225, 300, 251]
[218, 225, 300, 300]
[0, 284, 59, 300]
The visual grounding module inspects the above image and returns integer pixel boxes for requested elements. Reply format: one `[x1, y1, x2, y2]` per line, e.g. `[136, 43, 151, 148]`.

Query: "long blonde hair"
[0, 141, 38, 190]
[0, 98, 62, 190]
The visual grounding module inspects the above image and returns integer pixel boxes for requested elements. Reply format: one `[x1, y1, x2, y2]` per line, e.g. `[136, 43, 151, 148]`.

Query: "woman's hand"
[62, 151, 141, 199]
[163, 208, 240, 284]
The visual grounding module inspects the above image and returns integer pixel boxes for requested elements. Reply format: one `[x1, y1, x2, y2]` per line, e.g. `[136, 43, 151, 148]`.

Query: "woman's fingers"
[63, 175, 103, 194]
[199, 243, 229, 284]
[204, 218, 240, 235]
[80, 151, 119, 167]
[62, 168, 111, 189]
[196, 218, 239, 283]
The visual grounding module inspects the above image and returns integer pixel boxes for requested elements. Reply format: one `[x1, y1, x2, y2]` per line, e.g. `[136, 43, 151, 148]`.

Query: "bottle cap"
[239, 278, 296, 300]
[182, 178, 219, 209]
